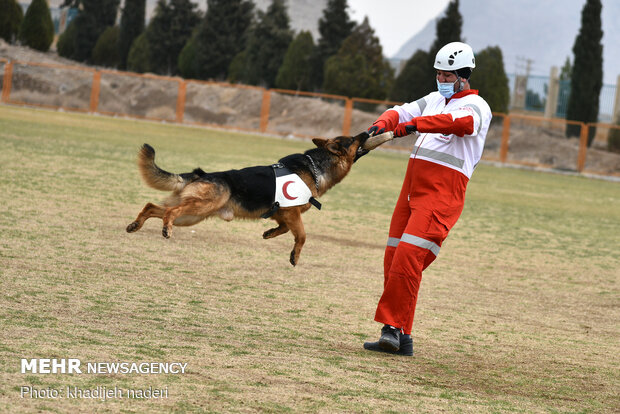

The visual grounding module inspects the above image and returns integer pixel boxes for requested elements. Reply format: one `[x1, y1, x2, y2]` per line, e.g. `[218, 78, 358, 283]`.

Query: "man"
[363, 42, 492, 356]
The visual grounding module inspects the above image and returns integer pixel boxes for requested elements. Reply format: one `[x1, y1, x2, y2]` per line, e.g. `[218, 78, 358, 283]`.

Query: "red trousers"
[375, 159, 468, 335]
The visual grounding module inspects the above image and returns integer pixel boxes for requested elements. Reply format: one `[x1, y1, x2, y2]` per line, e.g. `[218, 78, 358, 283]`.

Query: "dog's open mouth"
[354, 132, 370, 162]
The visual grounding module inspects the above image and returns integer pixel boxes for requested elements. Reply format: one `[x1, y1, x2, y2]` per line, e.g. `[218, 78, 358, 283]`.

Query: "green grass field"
[1, 105, 619, 413]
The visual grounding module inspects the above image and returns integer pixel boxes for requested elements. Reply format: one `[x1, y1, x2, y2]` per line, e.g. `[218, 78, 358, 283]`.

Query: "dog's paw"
[289, 250, 297, 266]
[126, 221, 140, 233]
[263, 228, 275, 239]
[162, 227, 171, 239]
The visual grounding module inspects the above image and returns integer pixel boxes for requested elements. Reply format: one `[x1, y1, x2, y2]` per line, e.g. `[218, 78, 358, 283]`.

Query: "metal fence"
[1, 58, 619, 178]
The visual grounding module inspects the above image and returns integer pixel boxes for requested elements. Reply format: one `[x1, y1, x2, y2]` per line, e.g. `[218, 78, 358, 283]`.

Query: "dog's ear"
[325, 142, 342, 155]
[313, 137, 342, 155]
[312, 138, 328, 148]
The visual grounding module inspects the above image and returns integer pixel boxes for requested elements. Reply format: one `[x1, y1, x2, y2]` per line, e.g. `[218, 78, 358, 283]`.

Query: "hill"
[394, 0, 620, 84]
[145, 0, 326, 40]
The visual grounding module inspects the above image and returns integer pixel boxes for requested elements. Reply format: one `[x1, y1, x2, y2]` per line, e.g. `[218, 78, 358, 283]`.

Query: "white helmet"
[434, 42, 476, 71]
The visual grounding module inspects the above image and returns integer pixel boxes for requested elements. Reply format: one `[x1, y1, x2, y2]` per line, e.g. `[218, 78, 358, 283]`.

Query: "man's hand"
[367, 125, 385, 137]
[367, 109, 399, 136]
[394, 120, 418, 137]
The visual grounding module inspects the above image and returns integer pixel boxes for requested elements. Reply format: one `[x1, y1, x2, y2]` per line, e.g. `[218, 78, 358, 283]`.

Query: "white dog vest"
[261, 163, 321, 218]
[275, 170, 313, 207]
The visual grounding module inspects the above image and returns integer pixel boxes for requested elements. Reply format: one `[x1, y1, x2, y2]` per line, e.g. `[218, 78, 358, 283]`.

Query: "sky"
[347, 0, 450, 57]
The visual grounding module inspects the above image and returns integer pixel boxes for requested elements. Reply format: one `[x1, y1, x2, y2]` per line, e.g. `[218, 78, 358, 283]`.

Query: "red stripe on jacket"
[416, 113, 474, 137]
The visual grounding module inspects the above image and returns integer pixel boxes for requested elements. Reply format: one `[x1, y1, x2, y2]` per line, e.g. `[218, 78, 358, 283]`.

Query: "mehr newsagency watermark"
[19, 358, 188, 401]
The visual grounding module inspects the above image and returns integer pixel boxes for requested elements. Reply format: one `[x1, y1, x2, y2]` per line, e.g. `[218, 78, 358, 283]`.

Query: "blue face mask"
[437, 79, 457, 98]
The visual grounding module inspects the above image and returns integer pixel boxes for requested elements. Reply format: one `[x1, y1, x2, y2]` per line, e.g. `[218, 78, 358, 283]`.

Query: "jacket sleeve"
[390, 94, 432, 123]
[416, 105, 483, 137]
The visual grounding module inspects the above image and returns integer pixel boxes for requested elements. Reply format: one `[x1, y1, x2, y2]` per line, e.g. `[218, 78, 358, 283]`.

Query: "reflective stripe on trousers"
[387, 234, 440, 256]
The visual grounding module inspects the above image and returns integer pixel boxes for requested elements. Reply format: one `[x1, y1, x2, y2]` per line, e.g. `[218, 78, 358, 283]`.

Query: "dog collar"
[304, 154, 320, 191]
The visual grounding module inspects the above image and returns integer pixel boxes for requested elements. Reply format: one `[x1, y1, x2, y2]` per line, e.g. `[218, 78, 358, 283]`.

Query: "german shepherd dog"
[126, 132, 369, 266]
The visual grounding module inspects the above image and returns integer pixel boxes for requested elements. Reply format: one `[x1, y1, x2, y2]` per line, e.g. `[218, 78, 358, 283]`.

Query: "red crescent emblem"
[282, 181, 298, 200]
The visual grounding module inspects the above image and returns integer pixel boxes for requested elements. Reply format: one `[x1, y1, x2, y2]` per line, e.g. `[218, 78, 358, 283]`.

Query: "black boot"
[379, 325, 400, 351]
[363, 327, 413, 356]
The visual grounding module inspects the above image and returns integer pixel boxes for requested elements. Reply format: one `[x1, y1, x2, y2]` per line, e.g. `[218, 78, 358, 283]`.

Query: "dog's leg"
[126, 202, 165, 233]
[279, 209, 306, 266]
[161, 197, 221, 238]
[262, 218, 289, 239]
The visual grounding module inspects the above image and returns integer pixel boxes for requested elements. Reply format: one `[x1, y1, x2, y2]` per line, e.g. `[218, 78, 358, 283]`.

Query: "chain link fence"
[1, 59, 619, 177]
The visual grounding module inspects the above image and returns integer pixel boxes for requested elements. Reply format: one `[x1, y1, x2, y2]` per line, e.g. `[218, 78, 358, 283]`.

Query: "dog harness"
[261, 161, 321, 219]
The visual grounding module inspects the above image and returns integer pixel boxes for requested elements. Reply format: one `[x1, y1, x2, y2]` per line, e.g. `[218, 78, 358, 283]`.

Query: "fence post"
[512, 76, 527, 109]
[499, 115, 511, 163]
[613, 74, 620, 124]
[577, 123, 588, 172]
[259, 89, 271, 133]
[176, 80, 187, 123]
[89, 70, 101, 113]
[544, 66, 559, 119]
[341, 98, 353, 136]
[1, 61, 13, 103]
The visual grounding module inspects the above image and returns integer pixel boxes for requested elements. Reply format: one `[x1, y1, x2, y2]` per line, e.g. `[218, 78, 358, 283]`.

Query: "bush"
[473, 46, 510, 114]
[57, 20, 77, 58]
[0, 0, 23, 44]
[389, 50, 429, 103]
[608, 123, 620, 154]
[227, 50, 248, 84]
[127, 31, 150, 73]
[118, 0, 146, 70]
[92, 26, 120, 67]
[275, 31, 314, 91]
[177, 30, 199, 79]
[18, 0, 54, 51]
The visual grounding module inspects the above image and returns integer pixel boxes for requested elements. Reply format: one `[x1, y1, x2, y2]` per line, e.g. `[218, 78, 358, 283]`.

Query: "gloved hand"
[394, 119, 418, 137]
[367, 125, 385, 136]
[367, 109, 399, 136]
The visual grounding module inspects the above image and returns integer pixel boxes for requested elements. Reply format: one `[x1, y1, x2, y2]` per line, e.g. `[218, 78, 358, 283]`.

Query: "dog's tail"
[138, 144, 193, 192]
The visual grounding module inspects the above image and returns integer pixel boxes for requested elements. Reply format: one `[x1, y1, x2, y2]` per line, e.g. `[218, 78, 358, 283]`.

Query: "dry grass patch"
[0, 105, 618, 413]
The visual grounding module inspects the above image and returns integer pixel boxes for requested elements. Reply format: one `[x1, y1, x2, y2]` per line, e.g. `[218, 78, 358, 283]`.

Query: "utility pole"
[512, 56, 534, 109]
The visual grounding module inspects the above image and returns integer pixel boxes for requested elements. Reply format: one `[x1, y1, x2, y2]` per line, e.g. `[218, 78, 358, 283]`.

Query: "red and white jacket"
[381, 90, 492, 179]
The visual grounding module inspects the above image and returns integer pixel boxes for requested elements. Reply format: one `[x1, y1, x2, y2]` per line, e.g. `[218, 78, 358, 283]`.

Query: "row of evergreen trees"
[52, 0, 396, 101]
[1, 0, 510, 111]
[0, 0, 54, 51]
[0, 0, 611, 149]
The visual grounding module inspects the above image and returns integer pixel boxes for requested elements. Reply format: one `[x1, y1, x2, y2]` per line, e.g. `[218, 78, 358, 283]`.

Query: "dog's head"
[312, 132, 369, 163]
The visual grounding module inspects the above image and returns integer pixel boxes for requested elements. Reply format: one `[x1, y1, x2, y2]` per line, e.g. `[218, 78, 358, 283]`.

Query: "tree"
[389, 50, 430, 103]
[118, 0, 146, 70]
[18, 0, 54, 52]
[177, 28, 200, 79]
[241, 0, 293, 87]
[186, 0, 254, 80]
[57, 20, 77, 58]
[565, 0, 603, 144]
[127, 31, 150, 73]
[61, 0, 120, 62]
[560, 56, 572, 80]
[227, 50, 248, 83]
[392, 0, 463, 100]
[147, 0, 201, 75]
[92, 26, 120, 67]
[323, 18, 394, 100]
[275, 31, 315, 91]
[428, 0, 463, 65]
[423, 0, 463, 95]
[472, 46, 509, 114]
[0, 0, 23, 44]
[311, 0, 355, 90]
